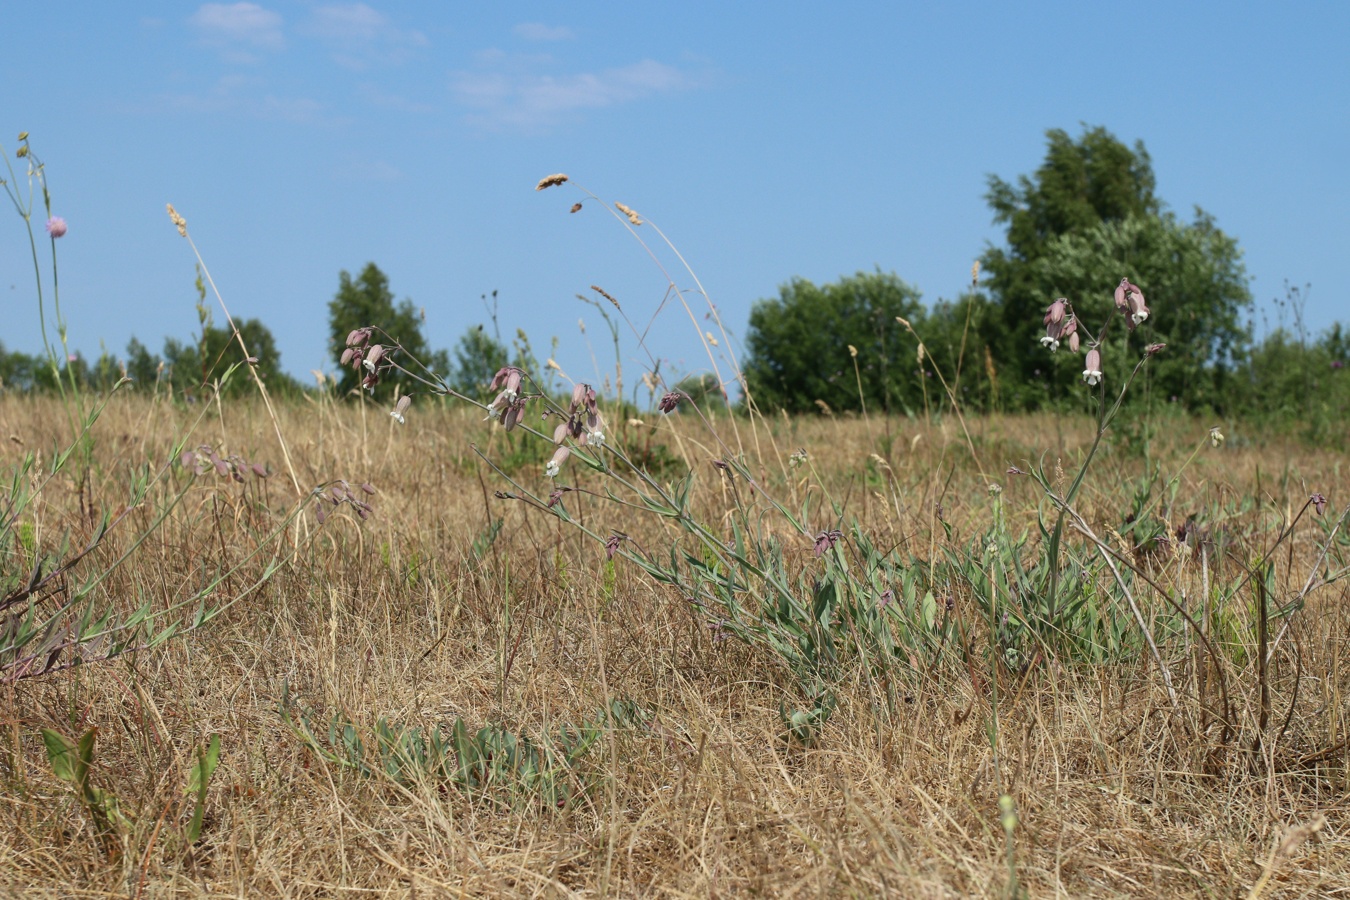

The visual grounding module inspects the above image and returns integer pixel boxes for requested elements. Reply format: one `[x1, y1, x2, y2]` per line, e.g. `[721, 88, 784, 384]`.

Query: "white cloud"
[451, 59, 700, 131]
[513, 22, 574, 42]
[301, 3, 428, 69]
[147, 75, 342, 126]
[190, 3, 284, 60]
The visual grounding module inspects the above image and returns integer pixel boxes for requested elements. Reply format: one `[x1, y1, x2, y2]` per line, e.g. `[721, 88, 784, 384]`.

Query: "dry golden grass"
[0, 392, 1346, 898]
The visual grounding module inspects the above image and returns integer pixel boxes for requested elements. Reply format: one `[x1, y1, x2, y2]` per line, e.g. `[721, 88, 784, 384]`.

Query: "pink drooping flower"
[1082, 347, 1103, 386]
[45, 217, 67, 238]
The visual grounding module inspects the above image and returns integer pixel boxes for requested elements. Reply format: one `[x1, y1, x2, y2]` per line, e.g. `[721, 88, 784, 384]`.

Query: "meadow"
[0, 388, 1346, 898]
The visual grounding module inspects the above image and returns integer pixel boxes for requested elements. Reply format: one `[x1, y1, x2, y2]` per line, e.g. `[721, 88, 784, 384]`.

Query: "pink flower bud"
[1044, 298, 1067, 325]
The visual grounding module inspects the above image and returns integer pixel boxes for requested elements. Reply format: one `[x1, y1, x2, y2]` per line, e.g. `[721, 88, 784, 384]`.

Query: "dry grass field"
[0, 391, 1346, 898]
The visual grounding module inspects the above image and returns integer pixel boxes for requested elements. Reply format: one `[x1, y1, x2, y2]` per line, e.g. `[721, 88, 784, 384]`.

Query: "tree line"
[1, 124, 1343, 434]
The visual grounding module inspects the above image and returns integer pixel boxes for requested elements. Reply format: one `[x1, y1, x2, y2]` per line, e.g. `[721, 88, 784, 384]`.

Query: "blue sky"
[3, 3, 1347, 390]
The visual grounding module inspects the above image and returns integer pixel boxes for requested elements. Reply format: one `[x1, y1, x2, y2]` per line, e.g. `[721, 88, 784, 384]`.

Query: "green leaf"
[42, 728, 81, 784]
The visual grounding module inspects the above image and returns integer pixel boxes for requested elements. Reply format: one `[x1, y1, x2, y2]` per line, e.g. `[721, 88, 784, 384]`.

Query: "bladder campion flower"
[1311, 492, 1328, 516]
[1115, 278, 1150, 329]
[1082, 347, 1102, 386]
[1209, 426, 1225, 447]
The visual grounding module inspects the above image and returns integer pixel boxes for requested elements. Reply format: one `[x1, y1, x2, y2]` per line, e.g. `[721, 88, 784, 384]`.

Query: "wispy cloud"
[144, 75, 343, 126]
[451, 57, 703, 131]
[301, 3, 428, 69]
[513, 22, 574, 42]
[357, 83, 435, 114]
[190, 2, 284, 62]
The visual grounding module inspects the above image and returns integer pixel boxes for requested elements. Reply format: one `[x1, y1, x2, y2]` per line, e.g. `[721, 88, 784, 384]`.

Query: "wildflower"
[1332, 360, 1345, 370]
[547, 487, 571, 508]
[1041, 300, 1077, 353]
[1145, 342, 1167, 356]
[1044, 298, 1067, 325]
[1311, 492, 1327, 516]
[789, 448, 808, 469]
[1007, 465, 1026, 476]
[605, 533, 625, 560]
[363, 344, 385, 371]
[988, 483, 1002, 496]
[1210, 426, 1225, 447]
[1115, 278, 1149, 329]
[658, 391, 681, 413]
[488, 365, 524, 396]
[535, 173, 569, 190]
[45, 217, 67, 238]
[588, 430, 606, 449]
[390, 395, 411, 424]
[1082, 347, 1103, 386]
[813, 529, 843, 556]
[545, 445, 570, 478]
[879, 588, 894, 609]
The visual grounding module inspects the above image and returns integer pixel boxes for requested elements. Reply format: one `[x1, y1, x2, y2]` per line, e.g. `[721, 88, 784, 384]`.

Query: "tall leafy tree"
[328, 263, 445, 397]
[160, 318, 298, 399]
[980, 125, 1250, 409]
[743, 271, 926, 414]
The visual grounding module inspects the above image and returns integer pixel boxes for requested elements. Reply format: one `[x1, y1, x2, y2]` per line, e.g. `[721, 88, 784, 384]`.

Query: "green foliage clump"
[328, 262, 447, 398]
[977, 124, 1252, 412]
[743, 270, 926, 414]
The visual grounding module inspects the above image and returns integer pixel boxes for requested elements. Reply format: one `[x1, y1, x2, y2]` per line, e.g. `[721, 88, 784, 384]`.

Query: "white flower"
[390, 410, 405, 425]
[1210, 427, 1225, 448]
[1131, 309, 1149, 326]
[1040, 336, 1060, 352]
[589, 430, 605, 449]
[545, 460, 561, 478]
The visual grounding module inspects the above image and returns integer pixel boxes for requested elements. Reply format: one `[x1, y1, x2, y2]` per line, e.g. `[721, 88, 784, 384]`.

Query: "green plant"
[41, 727, 130, 857]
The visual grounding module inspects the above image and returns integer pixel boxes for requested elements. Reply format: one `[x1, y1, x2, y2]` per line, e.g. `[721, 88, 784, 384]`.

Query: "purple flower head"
[1332, 360, 1345, 370]
[1145, 343, 1167, 357]
[604, 533, 625, 561]
[1006, 465, 1026, 476]
[45, 217, 67, 238]
[658, 391, 681, 414]
[813, 529, 843, 557]
[879, 588, 894, 609]
[1311, 492, 1328, 516]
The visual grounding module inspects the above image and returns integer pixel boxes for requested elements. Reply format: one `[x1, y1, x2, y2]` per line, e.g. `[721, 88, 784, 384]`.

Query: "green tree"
[979, 125, 1250, 409]
[743, 271, 926, 414]
[450, 325, 510, 399]
[161, 318, 298, 399]
[328, 263, 446, 398]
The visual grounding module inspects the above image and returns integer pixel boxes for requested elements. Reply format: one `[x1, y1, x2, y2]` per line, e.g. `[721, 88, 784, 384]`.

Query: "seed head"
[1209, 426, 1225, 448]
[614, 202, 643, 225]
[535, 173, 569, 190]
[658, 391, 681, 413]
[166, 203, 188, 237]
